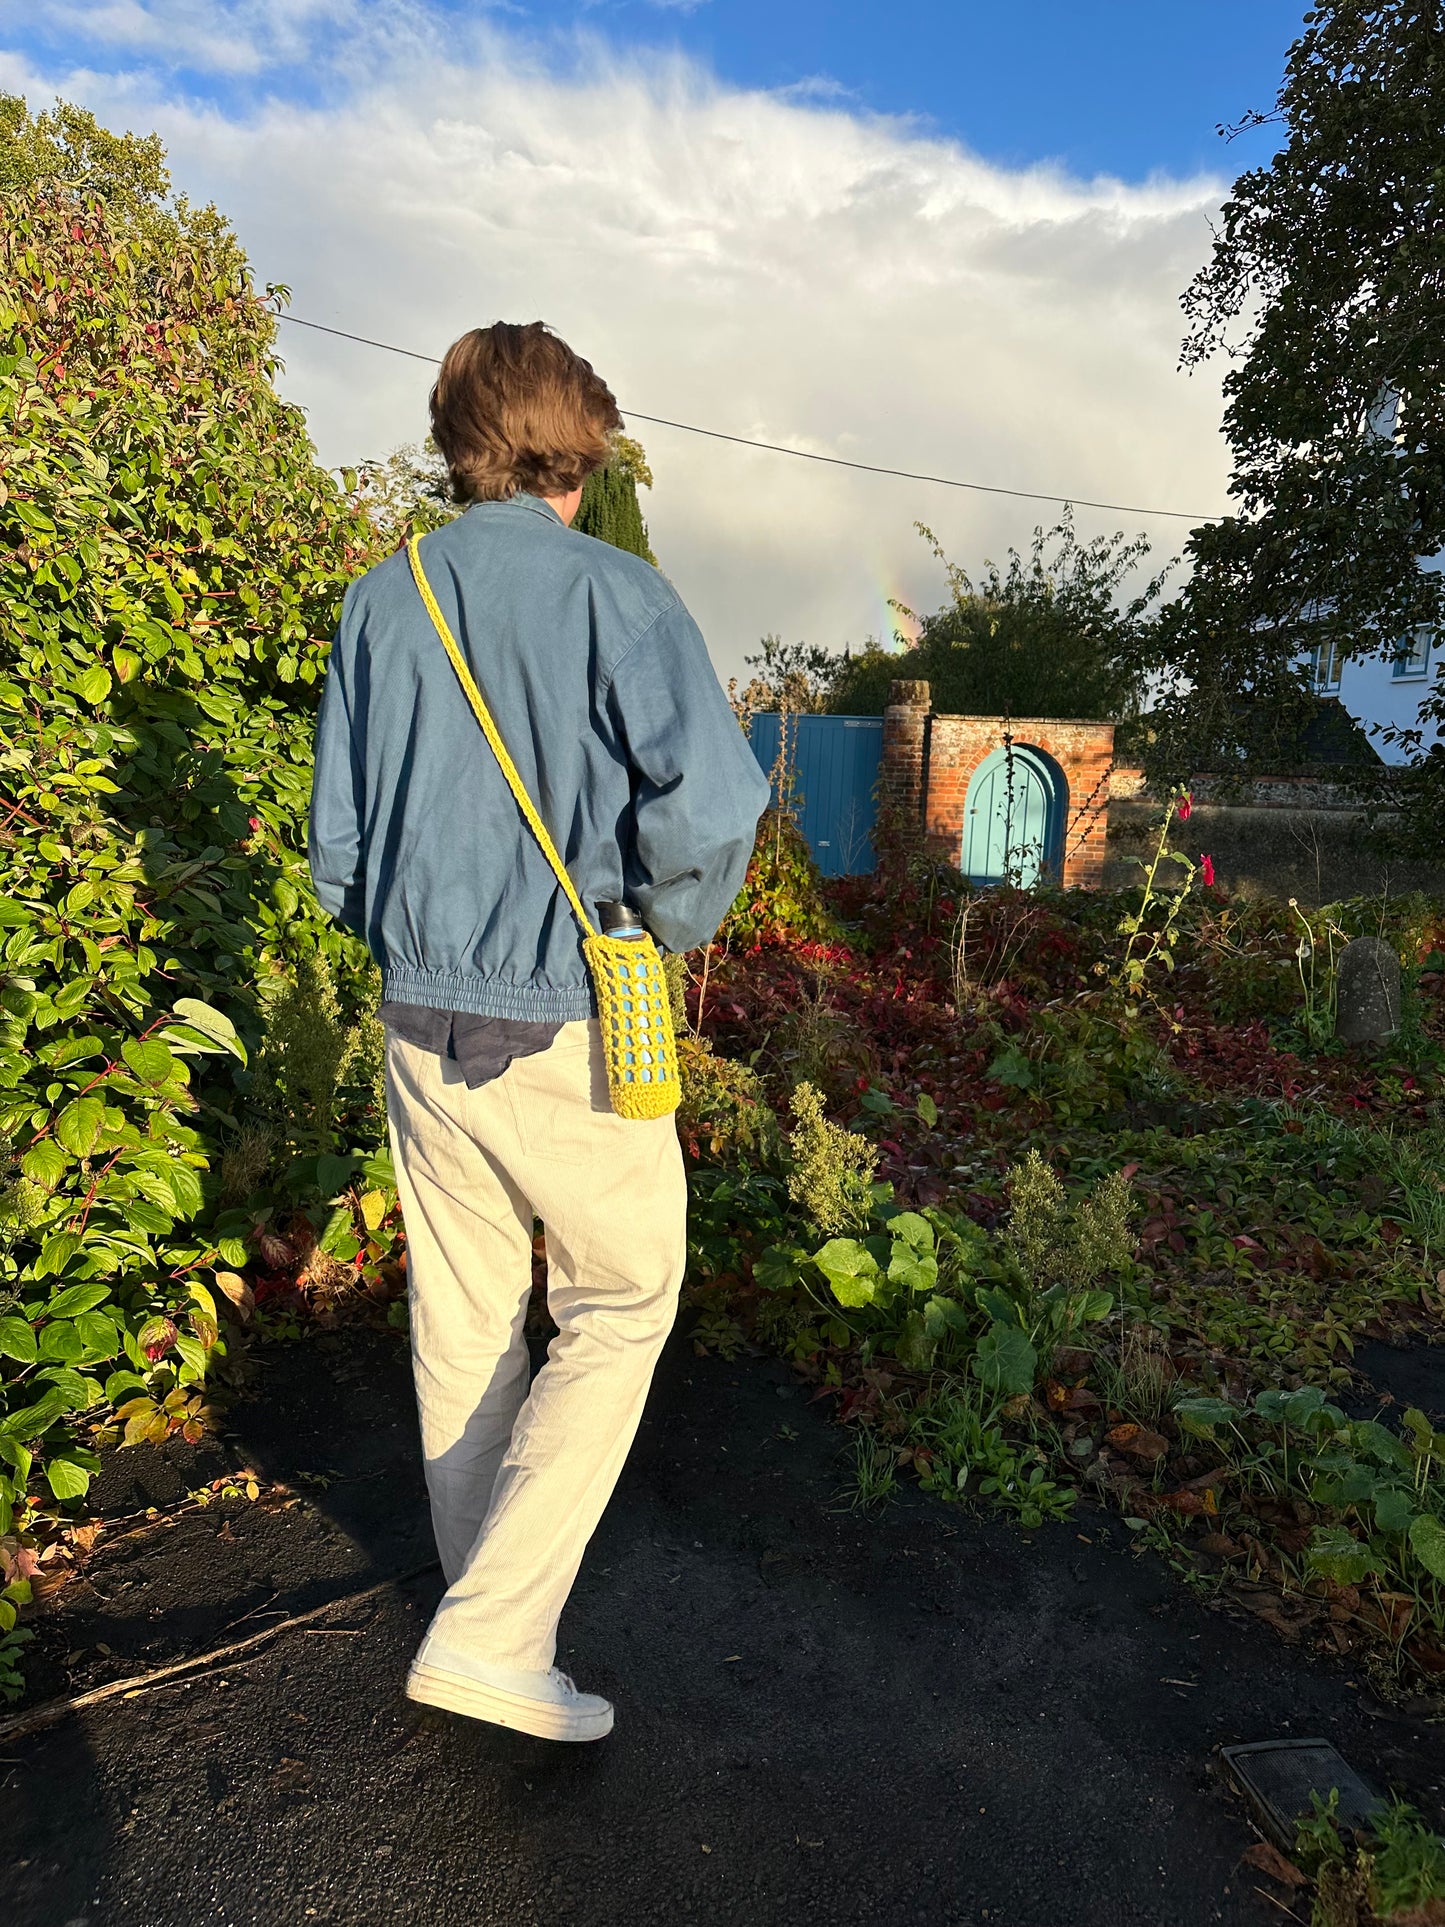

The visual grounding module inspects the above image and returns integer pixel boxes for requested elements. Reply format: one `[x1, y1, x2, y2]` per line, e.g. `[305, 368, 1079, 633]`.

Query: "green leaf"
[1409, 1514, 1445, 1582]
[1073, 1290, 1114, 1324]
[45, 1454, 94, 1502]
[887, 1211, 935, 1254]
[37, 1368, 102, 1412]
[1171, 1395, 1240, 1441]
[1282, 1385, 1326, 1423]
[19, 1139, 68, 1188]
[915, 1091, 938, 1128]
[154, 1161, 204, 1220]
[888, 1243, 939, 1294]
[316, 1152, 357, 1198]
[359, 1149, 396, 1190]
[1372, 1486, 1416, 1537]
[0, 1316, 37, 1365]
[975, 1285, 1022, 1328]
[169, 997, 245, 1063]
[33, 1231, 83, 1279]
[0, 1389, 68, 1439]
[895, 1309, 937, 1371]
[1401, 1407, 1439, 1450]
[1311, 1462, 1376, 1509]
[173, 1332, 209, 1379]
[0, 1437, 33, 1481]
[924, 1293, 974, 1335]
[74, 665, 113, 706]
[1350, 1419, 1413, 1472]
[973, 1325, 1038, 1396]
[317, 1203, 355, 1257]
[37, 1321, 85, 1365]
[812, 1238, 882, 1309]
[986, 1049, 1034, 1091]
[1306, 1526, 1383, 1587]
[54, 1095, 106, 1157]
[120, 1199, 175, 1235]
[754, 1245, 804, 1294]
[73, 1311, 121, 1361]
[121, 1037, 179, 1085]
[44, 1281, 112, 1319]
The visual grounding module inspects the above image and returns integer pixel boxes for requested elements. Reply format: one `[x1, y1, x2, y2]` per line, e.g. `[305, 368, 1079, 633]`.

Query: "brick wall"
[881, 680, 930, 827]
[881, 682, 1116, 891]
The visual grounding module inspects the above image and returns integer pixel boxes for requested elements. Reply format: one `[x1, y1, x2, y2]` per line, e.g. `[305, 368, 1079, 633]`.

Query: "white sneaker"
[405, 1635, 614, 1742]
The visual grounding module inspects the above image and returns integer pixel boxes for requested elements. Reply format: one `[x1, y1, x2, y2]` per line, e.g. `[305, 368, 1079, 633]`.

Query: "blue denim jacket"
[308, 495, 769, 1021]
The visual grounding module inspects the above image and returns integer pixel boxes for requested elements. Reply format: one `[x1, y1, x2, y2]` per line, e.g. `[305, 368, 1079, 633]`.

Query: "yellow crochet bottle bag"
[407, 537, 679, 1121]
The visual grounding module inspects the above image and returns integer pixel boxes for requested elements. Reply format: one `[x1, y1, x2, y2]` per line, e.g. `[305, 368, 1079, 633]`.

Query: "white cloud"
[3, 0, 361, 76]
[1, 19, 1232, 677]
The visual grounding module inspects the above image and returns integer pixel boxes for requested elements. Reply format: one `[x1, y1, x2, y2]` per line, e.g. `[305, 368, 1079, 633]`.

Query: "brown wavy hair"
[429, 322, 622, 503]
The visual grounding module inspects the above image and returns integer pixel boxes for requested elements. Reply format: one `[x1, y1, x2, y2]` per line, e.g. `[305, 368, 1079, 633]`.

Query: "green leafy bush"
[1176, 1386, 1445, 1613]
[0, 106, 384, 1533]
[724, 807, 837, 949]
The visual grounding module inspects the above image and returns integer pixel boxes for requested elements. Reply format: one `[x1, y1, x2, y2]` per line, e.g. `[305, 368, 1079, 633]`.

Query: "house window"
[1309, 641, 1343, 692]
[1392, 631, 1431, 681]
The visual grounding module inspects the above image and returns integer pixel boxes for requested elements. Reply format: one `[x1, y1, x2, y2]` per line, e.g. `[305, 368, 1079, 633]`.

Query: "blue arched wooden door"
[961, 745, 1066, 887]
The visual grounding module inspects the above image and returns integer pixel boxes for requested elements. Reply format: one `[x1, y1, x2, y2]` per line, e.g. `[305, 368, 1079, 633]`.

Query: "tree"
[0, 93, 168, 212]
[361, 429, 659, 561]
[729, 634, 841, 720]
[1146, 1, 1445, 810]
[826, 517, 1161, 722]
[574, 433, 657, 563]
[0, 96, 386, 1516]
[355, 439, 456, 547]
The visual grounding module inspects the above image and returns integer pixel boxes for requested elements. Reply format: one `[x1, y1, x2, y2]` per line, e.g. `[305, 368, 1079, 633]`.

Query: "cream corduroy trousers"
[385, 1021, 686, 1672]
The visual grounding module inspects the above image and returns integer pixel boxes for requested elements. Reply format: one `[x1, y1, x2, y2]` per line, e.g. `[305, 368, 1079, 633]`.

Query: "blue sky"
[554, 0, 1305, 180]
[0, 1, 1302, 666]
[5, 0, 1306, 182]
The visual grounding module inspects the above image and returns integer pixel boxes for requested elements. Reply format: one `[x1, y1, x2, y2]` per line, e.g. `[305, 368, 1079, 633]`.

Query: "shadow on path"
[4, 1324, 1443, 1927]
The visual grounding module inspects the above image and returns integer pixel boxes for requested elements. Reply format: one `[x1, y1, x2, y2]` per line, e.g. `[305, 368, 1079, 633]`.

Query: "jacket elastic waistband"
[380, 965, 595, 1023]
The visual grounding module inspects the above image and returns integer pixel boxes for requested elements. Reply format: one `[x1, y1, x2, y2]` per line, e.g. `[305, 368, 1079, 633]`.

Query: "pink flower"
[1200, 854, 1216, 887]
[247, 816, 261, 832]
[1177, 792, 1193, 822]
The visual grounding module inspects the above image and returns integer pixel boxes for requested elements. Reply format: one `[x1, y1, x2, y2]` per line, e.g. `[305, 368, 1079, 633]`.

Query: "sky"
[1, 1, 1310, 678]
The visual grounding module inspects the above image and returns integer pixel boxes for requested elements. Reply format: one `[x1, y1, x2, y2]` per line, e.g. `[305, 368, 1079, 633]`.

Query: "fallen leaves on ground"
[1241, 1841, 1308, 1887]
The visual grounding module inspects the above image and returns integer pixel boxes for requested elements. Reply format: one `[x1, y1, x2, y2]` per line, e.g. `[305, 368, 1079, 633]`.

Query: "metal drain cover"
[1221, 1738, 1386, 1853]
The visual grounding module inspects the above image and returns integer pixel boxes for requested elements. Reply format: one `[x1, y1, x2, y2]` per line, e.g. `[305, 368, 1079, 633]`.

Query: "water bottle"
[598, 900, 646, 941]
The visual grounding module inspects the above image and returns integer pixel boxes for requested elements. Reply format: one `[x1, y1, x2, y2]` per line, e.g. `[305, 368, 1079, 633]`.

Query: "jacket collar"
[468, 494, 563, 527]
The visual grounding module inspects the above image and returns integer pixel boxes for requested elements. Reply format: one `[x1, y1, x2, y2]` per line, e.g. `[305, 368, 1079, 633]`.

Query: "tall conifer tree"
[575, 434, 657, 564]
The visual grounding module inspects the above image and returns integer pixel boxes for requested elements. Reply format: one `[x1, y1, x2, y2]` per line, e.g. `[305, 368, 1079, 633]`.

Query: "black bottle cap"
[599, 900, 643, 935]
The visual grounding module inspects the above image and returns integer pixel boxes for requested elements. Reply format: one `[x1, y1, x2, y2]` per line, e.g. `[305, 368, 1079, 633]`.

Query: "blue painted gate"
[961, 744, 1065, 887]
[747, 713, 884, 877]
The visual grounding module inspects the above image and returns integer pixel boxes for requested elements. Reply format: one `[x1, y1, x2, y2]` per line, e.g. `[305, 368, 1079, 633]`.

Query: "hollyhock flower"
[1177, 792, 1193, 822]
[1201, 854, 1216, 887]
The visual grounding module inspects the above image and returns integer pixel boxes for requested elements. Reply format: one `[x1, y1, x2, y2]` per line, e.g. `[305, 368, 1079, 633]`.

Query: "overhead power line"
[276, 311, 1221, 525]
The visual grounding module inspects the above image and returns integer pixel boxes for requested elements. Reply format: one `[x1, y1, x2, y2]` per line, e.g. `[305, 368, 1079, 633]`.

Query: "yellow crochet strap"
[406, 536, 596, 941]
[407, 535, 678, 1121]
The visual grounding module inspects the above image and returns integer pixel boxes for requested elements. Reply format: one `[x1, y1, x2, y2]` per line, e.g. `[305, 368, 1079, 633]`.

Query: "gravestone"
[1334, 936, 1401, 1046]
